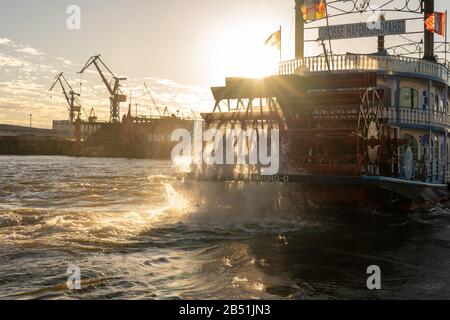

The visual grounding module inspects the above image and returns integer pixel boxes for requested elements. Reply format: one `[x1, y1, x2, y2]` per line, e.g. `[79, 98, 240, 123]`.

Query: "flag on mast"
[301, 0, 327, 22]
[265, 29, 281, 49]
[425, 12, 446, 36]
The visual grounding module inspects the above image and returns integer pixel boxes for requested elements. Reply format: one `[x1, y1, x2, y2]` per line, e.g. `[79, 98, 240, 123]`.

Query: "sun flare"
[212, 25, 281, 79]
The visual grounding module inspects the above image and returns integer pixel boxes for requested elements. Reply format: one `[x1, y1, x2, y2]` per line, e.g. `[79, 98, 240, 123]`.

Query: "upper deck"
[278, 54, 450, 131]
[279, 54, 450, 85]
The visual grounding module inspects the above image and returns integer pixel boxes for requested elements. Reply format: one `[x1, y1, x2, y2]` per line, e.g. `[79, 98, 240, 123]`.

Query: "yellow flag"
[265, 30, 281, 50]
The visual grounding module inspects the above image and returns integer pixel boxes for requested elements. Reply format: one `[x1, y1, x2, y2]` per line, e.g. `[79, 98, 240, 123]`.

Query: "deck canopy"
[211, 72, 378, 101]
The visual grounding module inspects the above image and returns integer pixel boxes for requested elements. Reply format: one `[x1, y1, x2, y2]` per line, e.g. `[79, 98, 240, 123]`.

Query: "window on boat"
[402, 134, 418, 161]
[437, 95, 445, 113]
[432, 135, 439, 161]
[400, 88, 418, 108]
[421, 91, 435, 110]
[378, 86, 392, 107]
[439, 97, 445, 113]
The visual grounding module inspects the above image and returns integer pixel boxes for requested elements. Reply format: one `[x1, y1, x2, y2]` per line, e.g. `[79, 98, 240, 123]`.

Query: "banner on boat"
[318, 19, 406, 41]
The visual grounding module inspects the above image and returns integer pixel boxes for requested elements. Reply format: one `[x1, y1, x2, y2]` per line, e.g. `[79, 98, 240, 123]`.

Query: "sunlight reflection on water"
[1, 156, 450, 300]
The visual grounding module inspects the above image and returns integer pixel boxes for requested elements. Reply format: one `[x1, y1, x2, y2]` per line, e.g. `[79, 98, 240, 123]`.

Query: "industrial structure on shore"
[1, 55, 196, 159]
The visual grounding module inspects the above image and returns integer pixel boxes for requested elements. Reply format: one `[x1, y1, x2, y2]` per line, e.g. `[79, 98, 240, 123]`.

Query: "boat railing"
[387, 106, 449, 128]
[447, 161, 450, 184]
[398, 146, 446, 184]
[279, 54, 450, 84]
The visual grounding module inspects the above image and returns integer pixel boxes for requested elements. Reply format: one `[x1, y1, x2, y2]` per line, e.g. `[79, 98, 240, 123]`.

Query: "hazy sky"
[1, 0, 449, 127]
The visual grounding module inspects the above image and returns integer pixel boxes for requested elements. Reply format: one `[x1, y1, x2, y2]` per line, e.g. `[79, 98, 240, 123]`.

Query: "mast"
[279, 25, 282, 63]
[295, 0, 305, 59]
[445, 10, 448, 64]
[378, 15, 386, 54]
[424, 0, 435, 61]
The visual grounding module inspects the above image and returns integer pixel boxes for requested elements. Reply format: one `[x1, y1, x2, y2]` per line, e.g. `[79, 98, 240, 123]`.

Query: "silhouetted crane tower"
[79, 55, 127, 123]
[88, 107, 98, 123]
[49, 72, 81, 123]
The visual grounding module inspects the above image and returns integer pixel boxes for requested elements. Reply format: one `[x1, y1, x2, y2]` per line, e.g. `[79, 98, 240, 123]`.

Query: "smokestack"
[295, 0, 305, 59]
[424, 0, 435, 61]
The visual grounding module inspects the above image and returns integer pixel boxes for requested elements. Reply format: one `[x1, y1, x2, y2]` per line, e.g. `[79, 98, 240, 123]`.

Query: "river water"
[1, 156, 450, 300]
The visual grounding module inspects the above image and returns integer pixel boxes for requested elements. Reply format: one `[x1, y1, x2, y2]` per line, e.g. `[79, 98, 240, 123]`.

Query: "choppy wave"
[2, 156, 450, 300]
[0, 179, 321, 252]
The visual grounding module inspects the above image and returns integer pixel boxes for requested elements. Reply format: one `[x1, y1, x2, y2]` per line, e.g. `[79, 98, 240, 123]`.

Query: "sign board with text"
[318, 20, 406, 40]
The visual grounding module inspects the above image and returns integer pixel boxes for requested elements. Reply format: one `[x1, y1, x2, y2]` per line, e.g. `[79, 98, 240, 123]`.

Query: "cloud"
[0, 37, 46, 57]
[16, 47, 45, 56]
[0, 54, 32, 68]
[0, 38, 213, 128]
[0, 38, 12, 46]
[57, 57, 73, 66]
[126, 77, 212, 116]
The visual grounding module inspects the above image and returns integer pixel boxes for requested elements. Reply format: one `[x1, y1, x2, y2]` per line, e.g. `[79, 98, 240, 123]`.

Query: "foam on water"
[0, 177, 317, 253]
[2, 156, 450, 300]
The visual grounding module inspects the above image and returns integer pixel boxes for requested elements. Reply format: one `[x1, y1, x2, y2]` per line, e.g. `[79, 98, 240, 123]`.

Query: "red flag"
[425, 12, 446, 36]
[301, 0, 327, 22]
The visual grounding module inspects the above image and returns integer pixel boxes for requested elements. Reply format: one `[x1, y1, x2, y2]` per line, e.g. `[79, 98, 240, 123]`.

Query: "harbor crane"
[49, 72, 81, 123]
[81, 106, 98, 123]
[88, 107, 97, 123]
[144, 82, 162, 117]
[79, 55, 127, 123]
[144, 82, 170, 118]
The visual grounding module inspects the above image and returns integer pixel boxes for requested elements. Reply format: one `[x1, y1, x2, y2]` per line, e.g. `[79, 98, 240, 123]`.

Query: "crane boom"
[80, 56, 114, 95]
[144, 82, 163, 117]
[144, 83, 159, 108]
[49, 72, 81, 123]
[50, 73, 70, 106]
[79, 55, 127, 123]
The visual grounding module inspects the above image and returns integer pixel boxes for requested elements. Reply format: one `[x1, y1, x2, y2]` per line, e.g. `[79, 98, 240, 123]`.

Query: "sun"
[211, 24, 281, 80]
